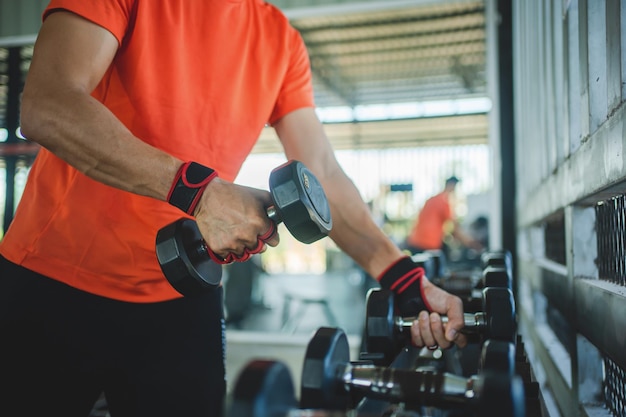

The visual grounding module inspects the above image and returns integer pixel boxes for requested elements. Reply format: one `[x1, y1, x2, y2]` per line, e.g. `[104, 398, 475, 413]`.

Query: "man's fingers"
[429, 313, 449, 349]
[444, 295, 465, 342]
[416, 311, 435, 348]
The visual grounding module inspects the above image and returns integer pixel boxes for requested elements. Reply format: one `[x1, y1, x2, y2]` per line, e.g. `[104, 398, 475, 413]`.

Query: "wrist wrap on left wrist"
[167, 161, 218, 215]
[378, 256, 432, 314]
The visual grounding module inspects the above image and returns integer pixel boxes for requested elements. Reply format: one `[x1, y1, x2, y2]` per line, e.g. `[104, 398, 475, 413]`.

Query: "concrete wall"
[513, 1, 626, 416]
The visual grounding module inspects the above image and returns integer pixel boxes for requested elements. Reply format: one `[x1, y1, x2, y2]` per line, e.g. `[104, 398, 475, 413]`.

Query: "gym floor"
[223, 266, 371, 395]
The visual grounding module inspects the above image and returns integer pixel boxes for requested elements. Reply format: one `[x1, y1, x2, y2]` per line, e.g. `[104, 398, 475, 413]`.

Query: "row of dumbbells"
[227, 325, 525, 417]
[227, 250, 537, 416]
[360, 250, 517, 367]
[396, 251, 542, 417]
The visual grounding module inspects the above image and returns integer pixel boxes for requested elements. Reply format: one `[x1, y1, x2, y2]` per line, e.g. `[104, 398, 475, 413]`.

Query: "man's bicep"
[26, 11, 119, 95]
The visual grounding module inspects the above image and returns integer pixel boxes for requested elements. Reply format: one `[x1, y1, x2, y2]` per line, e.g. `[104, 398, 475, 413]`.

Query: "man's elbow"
[20, 90, 55, 145]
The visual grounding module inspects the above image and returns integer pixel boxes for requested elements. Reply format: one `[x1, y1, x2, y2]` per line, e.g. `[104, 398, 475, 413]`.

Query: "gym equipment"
[481, 250, 512, 276]
[363, 287, 516, 365]
[300, 327, 525, 417]
[227, 359, 298, 417]
[480, 339, 516, 376]
[155, 160, 332, 295]
[482, 265, 512, 289]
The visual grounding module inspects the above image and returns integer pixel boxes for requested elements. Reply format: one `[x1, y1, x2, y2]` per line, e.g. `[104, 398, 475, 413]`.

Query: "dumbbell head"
[477, 371, 526, 417]
[482, 265, 512, 289]
[481, 339, 515, 376]
[482, 250, 512, 274]
[300, 327, 351, 411]
[155, 218, 222, 295]
[155, 160, 330, 296]
[482, 287, 517, 342]
[269, 160, 332, 244]
[228, 360, 298, 417]
[363, 288, 409, 365]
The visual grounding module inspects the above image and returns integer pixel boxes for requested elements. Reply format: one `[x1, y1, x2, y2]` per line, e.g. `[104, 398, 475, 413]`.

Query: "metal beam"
[0, 34, 36, 47]
[271, 0, 483, 19]
[574, 278, 626, 370]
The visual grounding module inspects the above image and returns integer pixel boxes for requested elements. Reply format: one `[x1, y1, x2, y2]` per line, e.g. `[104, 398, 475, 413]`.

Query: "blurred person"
[406, 176, 484, 256]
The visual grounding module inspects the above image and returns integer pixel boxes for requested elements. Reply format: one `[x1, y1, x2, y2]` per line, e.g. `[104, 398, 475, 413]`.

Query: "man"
[0, 1, 467, 415]
[406, 176, 484, 254]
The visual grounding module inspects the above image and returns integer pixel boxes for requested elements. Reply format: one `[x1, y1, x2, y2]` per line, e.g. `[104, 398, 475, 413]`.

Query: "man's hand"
[192, 178, 280, 261]
[378, 256, 467, 349]
[414, 277, 467, 349]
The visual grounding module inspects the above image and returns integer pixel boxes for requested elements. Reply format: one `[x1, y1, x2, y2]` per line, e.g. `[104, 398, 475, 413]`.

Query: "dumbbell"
[301, 327, 525, 417]
[481, 265, 512, 289]
[362, 287, 516, 365]
[155, 160, 332, 296]
[227, 359, 298, 417]
[481, 338, 543, 417]
[482, 250, 512, 277]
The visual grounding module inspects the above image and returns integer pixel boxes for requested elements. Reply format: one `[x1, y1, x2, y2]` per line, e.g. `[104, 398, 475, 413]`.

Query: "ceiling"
[256, 0, 490, 153]
[0, 0, 490, 155]
[290, 0, 487, 108]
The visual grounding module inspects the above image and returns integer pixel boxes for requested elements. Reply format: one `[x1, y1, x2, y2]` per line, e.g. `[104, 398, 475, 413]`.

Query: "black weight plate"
[228, 359, 297, 417]
[481, 250, 513, 276]
[300, 327, 351, 411]
[482, 266, 512, 289]
[297, 163, 332, 226]
[364, 289, 396, 364]
[269, 161, 332, 244]
[482, 287, 516, 343]
[155, 218, 222, 296]
[480, 339, 515, 376]
[477, 372, 526, 417]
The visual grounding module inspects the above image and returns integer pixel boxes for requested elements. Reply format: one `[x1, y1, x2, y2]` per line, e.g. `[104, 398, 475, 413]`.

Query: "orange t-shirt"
[0, 0, 315, 302]
[407, 192, 453, 250]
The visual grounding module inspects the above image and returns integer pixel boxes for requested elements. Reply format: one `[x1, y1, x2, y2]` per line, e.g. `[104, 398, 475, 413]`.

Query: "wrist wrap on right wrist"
[167, 161, 218, 215]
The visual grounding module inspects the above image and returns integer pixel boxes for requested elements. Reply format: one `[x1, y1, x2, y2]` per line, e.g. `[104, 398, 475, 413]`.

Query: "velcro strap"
[167, 161, 218, 215]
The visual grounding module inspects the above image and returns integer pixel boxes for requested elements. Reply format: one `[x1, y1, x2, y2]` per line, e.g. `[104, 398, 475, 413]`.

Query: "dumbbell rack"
[345, 250, 545, 416]
[226, 250, 549, 417]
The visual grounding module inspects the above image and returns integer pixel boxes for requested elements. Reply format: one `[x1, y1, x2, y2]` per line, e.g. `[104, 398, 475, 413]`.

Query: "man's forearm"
[20, 10, 182, 203]
[21, 87, 180, 202]
[322, 172, 404, 278]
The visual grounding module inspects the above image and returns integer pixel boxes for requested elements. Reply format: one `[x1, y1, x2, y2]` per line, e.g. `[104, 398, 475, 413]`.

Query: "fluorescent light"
[316, 97, 491, 123]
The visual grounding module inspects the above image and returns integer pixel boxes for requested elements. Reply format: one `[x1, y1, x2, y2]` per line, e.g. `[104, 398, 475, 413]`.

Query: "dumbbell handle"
[190, 207, 280, 265]
[266, 206, 281, 224]
[395, 312, 486, 332]
[339, 363, 480, 408]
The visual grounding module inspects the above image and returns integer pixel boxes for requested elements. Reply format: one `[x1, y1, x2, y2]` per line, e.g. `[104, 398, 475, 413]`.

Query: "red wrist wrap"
[167, 161, 218, 215]
[378, 256, 432, 312]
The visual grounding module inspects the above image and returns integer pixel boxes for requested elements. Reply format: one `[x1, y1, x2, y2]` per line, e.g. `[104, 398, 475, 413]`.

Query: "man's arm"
[21, 11, 182, 199]
[274, 108, 466, 348]
[273, 108, 402, 277]
[20, 11, 276, 258]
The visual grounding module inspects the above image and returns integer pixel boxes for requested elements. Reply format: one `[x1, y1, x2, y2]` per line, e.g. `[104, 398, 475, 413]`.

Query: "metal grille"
[605, 356, 626, 417]
[596, 194, 626, 416]
[596, 195, 626, 287]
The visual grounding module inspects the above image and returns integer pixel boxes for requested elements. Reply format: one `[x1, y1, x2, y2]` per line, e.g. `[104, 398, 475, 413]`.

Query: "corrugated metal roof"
[292, 0, 487, 107]
[259, 0, 489, 152]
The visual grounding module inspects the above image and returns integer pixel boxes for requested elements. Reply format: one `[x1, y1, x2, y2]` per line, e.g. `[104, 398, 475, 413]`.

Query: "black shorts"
[0, 255, 226, 417]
